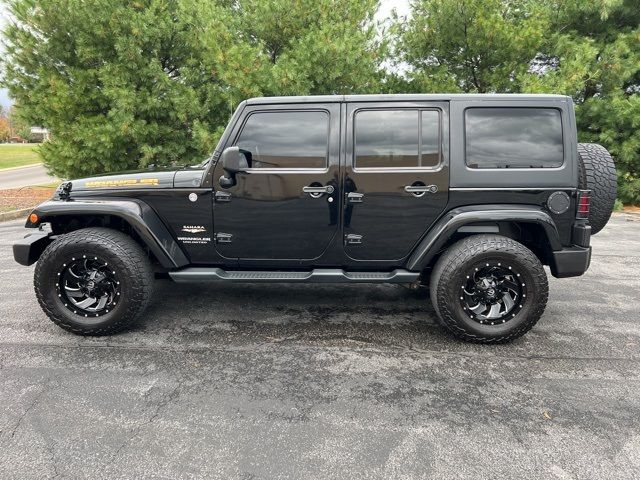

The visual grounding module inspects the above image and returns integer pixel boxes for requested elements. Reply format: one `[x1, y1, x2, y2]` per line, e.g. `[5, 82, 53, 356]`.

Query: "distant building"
[30, 127, 50, 142]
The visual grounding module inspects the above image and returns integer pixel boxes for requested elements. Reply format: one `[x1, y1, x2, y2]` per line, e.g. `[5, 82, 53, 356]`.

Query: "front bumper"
[550, 246, 592, 278]
[13, 231, 52, 266]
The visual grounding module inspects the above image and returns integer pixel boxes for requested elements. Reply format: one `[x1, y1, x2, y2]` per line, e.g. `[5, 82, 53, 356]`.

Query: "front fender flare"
[406, 205, 562, 271]
[27, 199, 189, 268]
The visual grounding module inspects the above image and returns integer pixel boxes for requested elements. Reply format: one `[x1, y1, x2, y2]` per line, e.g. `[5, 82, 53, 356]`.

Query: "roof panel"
[245, 93, 570, 105]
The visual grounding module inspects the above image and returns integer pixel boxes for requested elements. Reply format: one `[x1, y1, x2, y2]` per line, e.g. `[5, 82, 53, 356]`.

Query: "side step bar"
[169, 268, 420, 284]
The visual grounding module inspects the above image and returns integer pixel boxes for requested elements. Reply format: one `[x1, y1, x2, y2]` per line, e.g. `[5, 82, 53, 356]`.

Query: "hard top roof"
[245, 93, 571, 105]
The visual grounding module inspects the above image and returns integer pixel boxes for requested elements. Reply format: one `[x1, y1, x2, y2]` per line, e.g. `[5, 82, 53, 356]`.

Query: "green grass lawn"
[0, 144, 42, 170]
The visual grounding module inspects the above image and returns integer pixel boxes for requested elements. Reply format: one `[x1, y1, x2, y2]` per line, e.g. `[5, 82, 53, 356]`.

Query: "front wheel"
[34, 228, 154, 335]
[429, 235, 548, 343]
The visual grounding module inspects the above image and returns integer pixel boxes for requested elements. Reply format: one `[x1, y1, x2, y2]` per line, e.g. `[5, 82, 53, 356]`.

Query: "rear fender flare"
[27, 199, 189, 268]
[406, 205, 562, 271]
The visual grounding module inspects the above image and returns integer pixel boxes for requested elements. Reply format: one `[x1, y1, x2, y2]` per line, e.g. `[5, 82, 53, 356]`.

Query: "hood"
[62, 165, 206, 193]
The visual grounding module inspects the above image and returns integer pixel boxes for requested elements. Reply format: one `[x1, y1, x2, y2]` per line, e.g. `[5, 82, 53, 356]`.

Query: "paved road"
[0, 164, 57, 189]
[1, 215, 639, 479]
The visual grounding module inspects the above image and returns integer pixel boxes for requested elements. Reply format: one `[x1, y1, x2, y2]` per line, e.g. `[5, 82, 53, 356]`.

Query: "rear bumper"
[550, 246, 592, 278]
[571, 223, 591, 248]
[13, 231, 52, 266]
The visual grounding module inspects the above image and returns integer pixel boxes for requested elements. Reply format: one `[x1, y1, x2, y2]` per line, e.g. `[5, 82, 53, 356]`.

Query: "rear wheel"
[34, 228, 154, 335]
[430, 235, 548, 343]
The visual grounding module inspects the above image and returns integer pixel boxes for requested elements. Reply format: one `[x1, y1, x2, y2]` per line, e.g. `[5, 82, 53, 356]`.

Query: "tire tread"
[577, 143, 617, 235]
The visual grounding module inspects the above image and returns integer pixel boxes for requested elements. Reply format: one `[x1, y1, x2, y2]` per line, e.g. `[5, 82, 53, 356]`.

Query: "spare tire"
[577, 143, 617, 235]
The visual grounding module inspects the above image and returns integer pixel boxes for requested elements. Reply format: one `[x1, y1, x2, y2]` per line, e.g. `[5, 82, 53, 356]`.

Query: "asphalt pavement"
[0, 215, 639, 479]
[0, 164, 57, 189]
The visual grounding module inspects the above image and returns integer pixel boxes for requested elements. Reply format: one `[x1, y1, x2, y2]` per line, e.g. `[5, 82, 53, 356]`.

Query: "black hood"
[64, 165, 206, 192]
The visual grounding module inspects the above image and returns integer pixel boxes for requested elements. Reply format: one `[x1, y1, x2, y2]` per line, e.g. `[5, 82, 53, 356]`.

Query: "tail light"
[576, 190, 591, 219]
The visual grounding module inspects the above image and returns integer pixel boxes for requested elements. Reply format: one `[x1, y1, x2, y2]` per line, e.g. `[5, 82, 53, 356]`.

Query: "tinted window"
[465, 108, 563, 168]
[355, 109, 440, 168]
[236, 111, 328, 169]
[421, 110, 440, 167]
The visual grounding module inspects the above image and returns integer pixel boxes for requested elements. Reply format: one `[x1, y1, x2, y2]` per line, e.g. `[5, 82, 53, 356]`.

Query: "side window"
[421, 110, 440, 167]
[354, 109, 440, 169]
[465, 108, 564, 169]
[235, 111, 329, 169]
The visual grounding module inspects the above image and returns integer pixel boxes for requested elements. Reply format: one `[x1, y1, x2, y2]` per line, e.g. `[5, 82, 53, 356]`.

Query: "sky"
[377, 0, 412, 22]
[0, 0, 411, 109]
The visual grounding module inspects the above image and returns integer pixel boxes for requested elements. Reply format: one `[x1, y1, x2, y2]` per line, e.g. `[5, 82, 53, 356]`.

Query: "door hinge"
[215, 191, 232, 202]
[345, 234, 363, 245]
[215, 232, 233, 244]
[347, 192, 364, 203]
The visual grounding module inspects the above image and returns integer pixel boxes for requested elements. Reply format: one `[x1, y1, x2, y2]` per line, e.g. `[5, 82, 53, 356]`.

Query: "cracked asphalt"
[1, 214, 639, 479]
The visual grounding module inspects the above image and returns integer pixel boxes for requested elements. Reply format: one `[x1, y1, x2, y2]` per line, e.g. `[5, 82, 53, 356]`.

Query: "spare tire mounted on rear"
[577, 143, 617, 235]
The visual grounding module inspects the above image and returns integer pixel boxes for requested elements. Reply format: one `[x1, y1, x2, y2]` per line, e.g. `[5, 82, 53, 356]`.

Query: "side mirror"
[219, 146, 248, 188]
[221, 146, 248, 174]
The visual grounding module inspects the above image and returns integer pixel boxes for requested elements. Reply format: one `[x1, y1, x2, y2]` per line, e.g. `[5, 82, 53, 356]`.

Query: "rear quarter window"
[465, 108, 564, 169]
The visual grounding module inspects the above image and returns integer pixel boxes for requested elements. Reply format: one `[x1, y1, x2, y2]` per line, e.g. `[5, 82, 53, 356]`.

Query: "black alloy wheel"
[57, 256, 120, 318]
[460, 262, 526, 325]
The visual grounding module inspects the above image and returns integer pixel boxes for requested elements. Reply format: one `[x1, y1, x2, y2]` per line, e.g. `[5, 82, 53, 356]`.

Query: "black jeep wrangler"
[13, 94, 617, 343]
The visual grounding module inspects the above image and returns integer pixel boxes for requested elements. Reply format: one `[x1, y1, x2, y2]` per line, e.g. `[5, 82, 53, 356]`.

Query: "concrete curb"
[0, 162, 43, 172]
[0, 207, 31, 223]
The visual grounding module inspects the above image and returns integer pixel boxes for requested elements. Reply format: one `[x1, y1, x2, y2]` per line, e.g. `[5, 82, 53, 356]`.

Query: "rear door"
[212, 103, 340, 261]
[344, 102, 449, 261]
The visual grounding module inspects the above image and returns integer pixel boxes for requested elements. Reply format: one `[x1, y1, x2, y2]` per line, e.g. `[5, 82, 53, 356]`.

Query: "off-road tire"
[577, 143, 617, 235]
[430, 235, 548, 344]
[34, 228, 154, 335]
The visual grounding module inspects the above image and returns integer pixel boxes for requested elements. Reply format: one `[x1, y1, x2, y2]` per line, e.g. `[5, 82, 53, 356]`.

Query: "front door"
[344, 102, 449, 261]
[213, 104, 340, 261]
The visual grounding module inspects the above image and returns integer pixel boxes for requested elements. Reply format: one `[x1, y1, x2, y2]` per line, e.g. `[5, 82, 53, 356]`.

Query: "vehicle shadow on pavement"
[131, 279, 458, 348]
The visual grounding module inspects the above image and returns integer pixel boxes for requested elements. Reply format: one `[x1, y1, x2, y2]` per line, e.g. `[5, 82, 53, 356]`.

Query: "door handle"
[404, 184, 438, 196]
[303, 185, 334, 198]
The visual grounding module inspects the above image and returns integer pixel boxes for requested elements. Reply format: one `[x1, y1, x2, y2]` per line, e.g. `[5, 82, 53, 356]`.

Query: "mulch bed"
[0, 187, 57, 212]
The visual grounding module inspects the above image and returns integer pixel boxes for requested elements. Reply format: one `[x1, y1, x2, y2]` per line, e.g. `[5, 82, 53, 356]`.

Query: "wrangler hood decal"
[69, 170, 178, 191]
